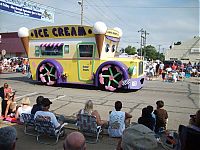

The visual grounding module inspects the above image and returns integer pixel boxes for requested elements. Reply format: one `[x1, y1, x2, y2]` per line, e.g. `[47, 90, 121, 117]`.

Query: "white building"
[165, 36, 200, 64]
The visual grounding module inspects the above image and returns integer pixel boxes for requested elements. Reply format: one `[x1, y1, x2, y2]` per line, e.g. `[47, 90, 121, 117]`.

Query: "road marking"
[15, 92, 38, 101]
[51, 95, 66, 102]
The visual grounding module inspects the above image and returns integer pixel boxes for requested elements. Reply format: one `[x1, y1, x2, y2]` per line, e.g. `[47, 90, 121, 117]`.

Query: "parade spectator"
[78, 100, 108, 126]
[34, 98, 63, 128]
[161, 69, 166, 82]
[15, 97, 32, 122]
[116, 124, 166, 150]
[0, 126, 17, 150]
[3, 83, 13, 97]
[154, 100, 168, 133]
[63, 131, 86, 150]
[108, 101, 132, 137]
[4, 92, 17, 118]
[138, 107, 155, 131]
[171, 63, 177, 71]
[189, 109, 200, 132]
[31, 96, 44, 114]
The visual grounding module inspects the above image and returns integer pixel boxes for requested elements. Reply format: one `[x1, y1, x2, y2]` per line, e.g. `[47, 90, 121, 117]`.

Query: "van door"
[77, 43, 96, 83]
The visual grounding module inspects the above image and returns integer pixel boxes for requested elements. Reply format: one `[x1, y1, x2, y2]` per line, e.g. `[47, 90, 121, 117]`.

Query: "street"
[1, 72, 199, 131]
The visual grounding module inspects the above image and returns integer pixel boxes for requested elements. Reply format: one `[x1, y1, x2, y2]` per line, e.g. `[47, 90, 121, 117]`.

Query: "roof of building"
[0, 32, 25, 53]
[164, 36, 200, 61]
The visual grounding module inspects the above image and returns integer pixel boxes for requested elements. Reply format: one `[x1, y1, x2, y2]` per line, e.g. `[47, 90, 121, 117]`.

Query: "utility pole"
[158, 44, 161, 60]
[143, 30, 149, 59]
[138, 28, 144, 59]
[78, 0, 83, 25]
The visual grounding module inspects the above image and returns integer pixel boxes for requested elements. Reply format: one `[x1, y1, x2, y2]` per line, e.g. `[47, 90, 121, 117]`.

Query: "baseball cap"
[41, 98, 52, 107]
[121, 124, 166, 150]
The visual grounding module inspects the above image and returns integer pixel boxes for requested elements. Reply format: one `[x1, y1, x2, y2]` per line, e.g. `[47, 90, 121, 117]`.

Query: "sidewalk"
[1, 120, 118, 150]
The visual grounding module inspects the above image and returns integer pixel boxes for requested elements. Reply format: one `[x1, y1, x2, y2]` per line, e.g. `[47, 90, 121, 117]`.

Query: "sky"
[0, 0, 199, 52]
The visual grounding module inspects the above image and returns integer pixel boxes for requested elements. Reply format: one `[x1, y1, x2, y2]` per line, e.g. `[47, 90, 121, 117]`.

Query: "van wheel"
[38, 62, 57, 85]
[98, 65, 123, 91]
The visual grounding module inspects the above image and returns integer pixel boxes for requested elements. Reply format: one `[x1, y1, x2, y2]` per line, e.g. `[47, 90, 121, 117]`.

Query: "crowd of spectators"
[0, 57, 30, 74]
[145, 60, 200, 82]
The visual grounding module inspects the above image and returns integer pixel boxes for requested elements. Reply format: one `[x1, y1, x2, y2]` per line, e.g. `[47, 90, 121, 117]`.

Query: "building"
[0, 32, 26, 58]
[165, 36, 200, 64]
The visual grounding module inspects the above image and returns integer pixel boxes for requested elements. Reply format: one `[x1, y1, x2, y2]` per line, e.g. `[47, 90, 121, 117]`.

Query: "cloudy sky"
[0, 0, 199, 52]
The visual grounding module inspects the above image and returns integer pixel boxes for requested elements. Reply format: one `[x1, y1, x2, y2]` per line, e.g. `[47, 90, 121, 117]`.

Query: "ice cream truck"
[18, 22, 144, 91]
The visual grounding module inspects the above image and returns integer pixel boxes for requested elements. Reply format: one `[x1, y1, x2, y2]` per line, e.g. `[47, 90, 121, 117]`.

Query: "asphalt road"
[0, 72, 199, 150]
[1, 72, 199, 131]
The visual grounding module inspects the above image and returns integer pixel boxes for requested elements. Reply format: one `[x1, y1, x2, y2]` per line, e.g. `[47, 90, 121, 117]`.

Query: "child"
[161, 69, 166, 82]
[154, 100, 168, 133]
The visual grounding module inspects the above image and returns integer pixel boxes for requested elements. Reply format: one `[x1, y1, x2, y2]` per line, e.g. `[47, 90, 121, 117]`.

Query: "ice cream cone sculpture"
[93, 22, 107, 57]
[18, 27, 29, 55]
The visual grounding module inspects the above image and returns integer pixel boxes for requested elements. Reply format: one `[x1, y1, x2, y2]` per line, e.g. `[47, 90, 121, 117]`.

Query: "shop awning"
[40, 43, 64, 47]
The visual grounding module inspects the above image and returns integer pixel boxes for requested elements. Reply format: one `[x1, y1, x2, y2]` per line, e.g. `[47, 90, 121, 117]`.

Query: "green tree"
[142, 45, 157, 60]
[124, 45, 137, 55]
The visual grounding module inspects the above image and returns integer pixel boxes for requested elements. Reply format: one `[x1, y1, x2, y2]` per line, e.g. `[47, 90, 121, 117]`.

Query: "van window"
[79, 45, 93, 57]
[41, 45, 63, 56]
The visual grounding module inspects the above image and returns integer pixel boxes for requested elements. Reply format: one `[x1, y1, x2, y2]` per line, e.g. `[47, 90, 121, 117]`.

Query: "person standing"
[108, 101, 132, 137]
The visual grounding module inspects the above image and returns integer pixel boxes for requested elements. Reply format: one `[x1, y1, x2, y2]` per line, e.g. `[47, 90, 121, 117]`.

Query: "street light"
[78, 0, 83, 25]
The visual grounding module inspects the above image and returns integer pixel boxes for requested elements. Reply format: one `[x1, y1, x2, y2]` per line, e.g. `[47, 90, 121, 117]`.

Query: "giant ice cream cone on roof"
[18, 27, 29, 55]
[93, 22, 107, 57]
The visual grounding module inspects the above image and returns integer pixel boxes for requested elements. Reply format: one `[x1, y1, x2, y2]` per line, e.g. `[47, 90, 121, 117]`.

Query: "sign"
[191, 48, 200, 53]
[29, 25, 94, 40]
[1, 49, 6, 56]
[105, 29, 120, 38]
[0, 0, 54, 23]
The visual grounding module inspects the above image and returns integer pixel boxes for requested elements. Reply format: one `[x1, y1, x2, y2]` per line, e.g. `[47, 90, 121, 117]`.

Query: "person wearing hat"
[116, 124, 167, 150]
[15, 97, 32, 122]
[34, 98, 61, 128]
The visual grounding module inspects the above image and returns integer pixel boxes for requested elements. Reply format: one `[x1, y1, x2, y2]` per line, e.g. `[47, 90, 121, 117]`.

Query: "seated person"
[31, 96, 44, 114]
[116, 124, 166, 150]
[3, 83, 13, 97]
[34, 98, 64, 129]
[108, 101, 132, 137]
[4, 92, 17, 118]
[138, 107, 155, 131]
[78, 100, 108, 126]
[189, 109, 200, 132]
[63, 132, 86, 150]
[15, 97, 32, 122]
[154, 100, 168, 133]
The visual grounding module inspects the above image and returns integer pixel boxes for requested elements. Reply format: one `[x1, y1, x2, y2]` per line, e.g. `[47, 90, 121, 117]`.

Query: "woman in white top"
[15, 97, 32, 122]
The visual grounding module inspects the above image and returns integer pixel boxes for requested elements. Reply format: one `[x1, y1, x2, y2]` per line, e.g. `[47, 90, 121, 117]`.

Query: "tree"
[142, 45, 157, 60]
[124, 45, 137, 55]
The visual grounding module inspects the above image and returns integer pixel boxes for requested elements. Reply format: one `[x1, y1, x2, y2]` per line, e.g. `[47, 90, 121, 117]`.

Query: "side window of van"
[79, 45, 93, 57]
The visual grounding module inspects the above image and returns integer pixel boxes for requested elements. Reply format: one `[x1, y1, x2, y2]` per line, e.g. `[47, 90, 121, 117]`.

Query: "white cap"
[93, 21, 107, 34]
[114, 27, 123, 37]
[18, 27, 29, 37]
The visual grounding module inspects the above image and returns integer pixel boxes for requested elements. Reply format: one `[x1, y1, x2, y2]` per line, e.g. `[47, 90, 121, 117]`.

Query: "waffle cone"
[20, 37, 29, 55]
[95, 34, 105, 57]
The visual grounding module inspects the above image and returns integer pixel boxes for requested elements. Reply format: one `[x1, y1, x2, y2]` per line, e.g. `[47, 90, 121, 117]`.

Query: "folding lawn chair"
[35, 115, 68, 145]
[77, 113, 102, 143]
[21, 113, 36, 136]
